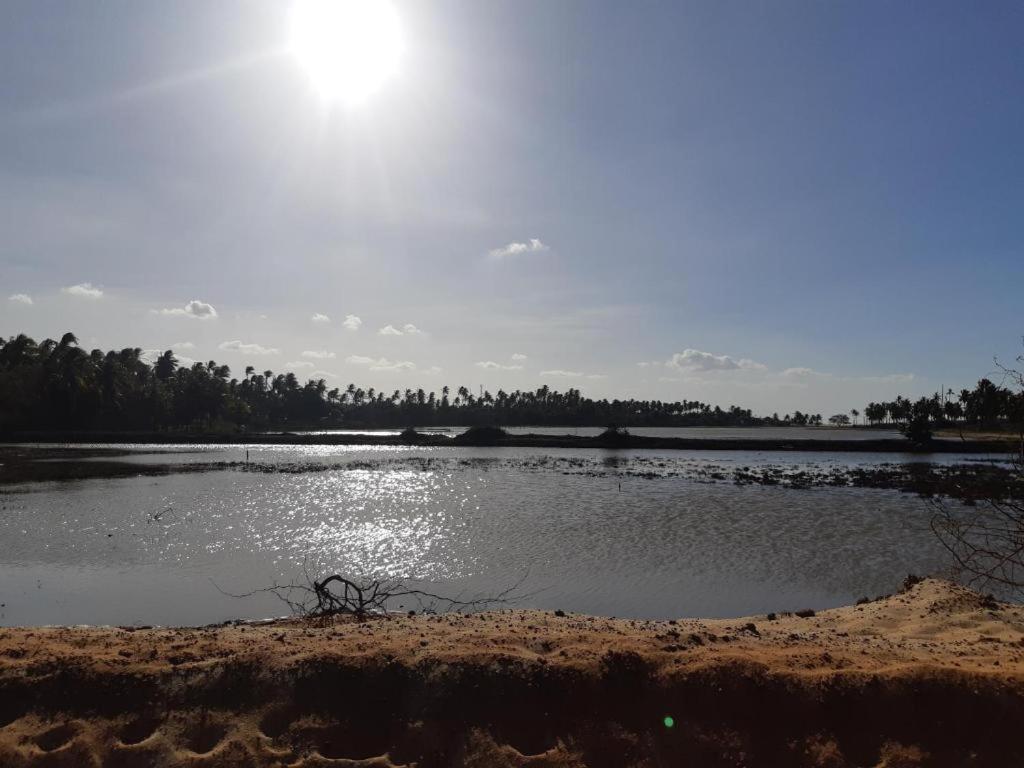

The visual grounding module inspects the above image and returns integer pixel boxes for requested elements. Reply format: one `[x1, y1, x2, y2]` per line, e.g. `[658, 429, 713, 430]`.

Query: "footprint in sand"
[116, 715, 162, 746]
[183, 719, 228, 755]
[258, 706, 297, 740]
[33, 722, 79, 752]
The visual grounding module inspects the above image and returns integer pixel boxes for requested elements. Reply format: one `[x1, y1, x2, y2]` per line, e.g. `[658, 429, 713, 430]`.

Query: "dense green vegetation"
[0, 332, 784, 432]
[864, 380, 1024, 430]
[7, 331, 1018, 435]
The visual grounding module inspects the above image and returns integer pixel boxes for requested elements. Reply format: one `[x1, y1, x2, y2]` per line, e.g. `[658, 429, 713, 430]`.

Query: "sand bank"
[1, 579, 1022, 766]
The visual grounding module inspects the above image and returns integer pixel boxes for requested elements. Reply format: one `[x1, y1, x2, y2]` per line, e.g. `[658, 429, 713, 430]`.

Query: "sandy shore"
[1, 578, 1022, 767]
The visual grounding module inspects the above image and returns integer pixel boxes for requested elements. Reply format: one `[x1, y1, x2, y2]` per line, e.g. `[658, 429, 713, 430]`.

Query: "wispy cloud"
[476, 361, 524, 371]
[342, 314, 362, 331]
[286, 360, 315, 369]
[171, 341, 195, 351]
[511, 353, 528, 361]
[781, 367, 831, 378]
[346, 355, 414, 371]
[301, 350, 336, 359]
[488, 238, 549, 259]
[345, 355, 440, 374]
[540, 369, 583, 378]
[155, 299, 217, 319]
[62, 282, 103, 299]
[378, 323, 424, 336]
[218, 340, 279, 355]
[7, 293, 32, 305]
[311, 313, 330, 324]
[666, 349, 766, 373]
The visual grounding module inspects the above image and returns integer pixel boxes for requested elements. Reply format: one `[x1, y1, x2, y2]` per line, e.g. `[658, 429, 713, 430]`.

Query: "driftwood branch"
[216, 567, 535, 621]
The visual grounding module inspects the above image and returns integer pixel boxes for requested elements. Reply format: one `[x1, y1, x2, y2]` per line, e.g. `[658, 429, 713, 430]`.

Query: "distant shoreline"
[0, 429, 1010, 453]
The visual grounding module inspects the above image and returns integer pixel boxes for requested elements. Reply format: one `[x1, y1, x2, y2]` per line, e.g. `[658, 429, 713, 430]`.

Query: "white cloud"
[312, 369, 337, 378]
[218, 340, 279, 355]
[345, 355, 376, 366]
[62, 282, 103, 299]
[378, 323, 425, 336]
[861, 373, 915, 383]
[171, 341, 195, 351]
[587, 374, 608, 379]
[7, 293, 33, 305]
[488, 238, 549, 259]
[666, 349, 766, 373]
[342, 314, 362, 331]
[156, 299, 218, 320]
[345, 355, 426, 372]
[781, 367, 832, 378]
[301, 349, 336, 359]
[636, 361, 662, 368]
[511, 353, 527, 361]
[476, 361, 524, 371]
[286, 360, 315, 369]
[311, 313, 331, 324]
[540, 369, 584, 378]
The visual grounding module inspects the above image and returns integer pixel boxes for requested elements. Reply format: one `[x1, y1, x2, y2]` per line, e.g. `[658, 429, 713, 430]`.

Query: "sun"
[289, 0, 403, 104]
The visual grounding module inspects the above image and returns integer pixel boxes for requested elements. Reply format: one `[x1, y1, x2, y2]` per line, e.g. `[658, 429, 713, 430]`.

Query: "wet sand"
[1, 579, 1022, 767]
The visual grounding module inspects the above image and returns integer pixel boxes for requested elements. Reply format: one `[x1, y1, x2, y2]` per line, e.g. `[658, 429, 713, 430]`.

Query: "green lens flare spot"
[663, 716, 675, 729]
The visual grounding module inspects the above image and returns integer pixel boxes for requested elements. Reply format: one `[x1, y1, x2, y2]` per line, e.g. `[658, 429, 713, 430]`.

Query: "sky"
[1, 0, 1022, 415]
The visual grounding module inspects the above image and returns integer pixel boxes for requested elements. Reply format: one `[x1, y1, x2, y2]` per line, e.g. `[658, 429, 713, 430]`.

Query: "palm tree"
[155, 351, 178, 381]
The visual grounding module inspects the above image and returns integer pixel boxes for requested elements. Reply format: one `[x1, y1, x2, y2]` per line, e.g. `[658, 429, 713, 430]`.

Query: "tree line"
[0, 332, 786, 432]
[863, 379, 1024, 430]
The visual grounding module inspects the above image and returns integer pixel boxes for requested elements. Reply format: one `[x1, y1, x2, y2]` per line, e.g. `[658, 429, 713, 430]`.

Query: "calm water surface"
[0, 443, 987, 627]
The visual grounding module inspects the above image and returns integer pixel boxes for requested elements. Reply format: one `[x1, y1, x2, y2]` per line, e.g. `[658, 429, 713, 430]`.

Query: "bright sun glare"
[289, 0, 403, 104]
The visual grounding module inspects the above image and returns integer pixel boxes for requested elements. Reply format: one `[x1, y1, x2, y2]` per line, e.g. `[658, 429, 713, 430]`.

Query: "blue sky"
[1, 0, 1022, 414]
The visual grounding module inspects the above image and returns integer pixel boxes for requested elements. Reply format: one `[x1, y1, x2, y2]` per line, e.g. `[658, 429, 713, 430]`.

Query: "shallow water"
[0, 443, 993, 627]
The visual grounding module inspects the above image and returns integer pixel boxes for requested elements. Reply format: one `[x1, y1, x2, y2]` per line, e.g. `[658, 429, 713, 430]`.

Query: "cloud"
[312, 369, 337, 378]
[286, 361, 315, 369]
[666, 349, 766, 373]
[342, 314, 362, 331]
[7, 293, 32, 305]
[311, 313, 331, 324]
[636, 361, 661, 368]
[378, 323, 424, 336]
[861, 373, 915, 383]
[62, 282, 103, 299]
[586, 374, 608, 379]
[781, 367, 832, 378]
[156, 299, 218, 320]
[476, 361, 524, 371]
[511, 353, 527, 361]
[218, 340, 279, 355]
[488, 238, 549, 259]
[540, 369, 584, 378]
[345, 355, 433, 372]
[171, 342, 195, 351]
[301, 350, 336, 359]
